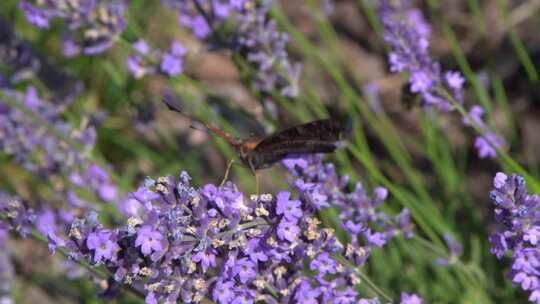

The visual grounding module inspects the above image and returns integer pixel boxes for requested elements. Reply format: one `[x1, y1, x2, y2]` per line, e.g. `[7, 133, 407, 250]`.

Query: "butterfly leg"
[219, 159, 235, 187]
[255, 171, 260, 196]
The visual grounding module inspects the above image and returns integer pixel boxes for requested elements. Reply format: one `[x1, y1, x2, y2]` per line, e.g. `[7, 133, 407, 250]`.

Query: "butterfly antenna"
[162, 96, 211, 134]
[162, 95, 241, 146]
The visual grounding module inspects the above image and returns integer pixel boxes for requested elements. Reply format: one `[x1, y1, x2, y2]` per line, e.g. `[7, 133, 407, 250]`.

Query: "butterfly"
[163, 97, 351, 188]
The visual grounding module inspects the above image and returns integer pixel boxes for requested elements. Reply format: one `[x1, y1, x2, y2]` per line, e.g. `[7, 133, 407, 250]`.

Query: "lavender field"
[1, 0, 540, 303]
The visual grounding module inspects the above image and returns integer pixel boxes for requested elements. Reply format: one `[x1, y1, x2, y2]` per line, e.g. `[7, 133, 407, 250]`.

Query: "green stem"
[332, 253, 394, 303]
[437, 87, 540, 193]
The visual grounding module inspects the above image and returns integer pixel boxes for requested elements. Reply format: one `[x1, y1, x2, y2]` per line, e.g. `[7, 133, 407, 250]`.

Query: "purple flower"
[86, 230, 119, 263]
[294, 280, 321, 303]
[445, 71, 465, 90]
[365, 229, 387, 247]
[379, 0, 505, 158]
[164, 0, 302, 98]
[409, 71, 433, 93]
[118, 198, 143, 217]
[19, 2, 53, 28]
[18, 1, 127, 55]
[310, 252, 337, 275]
[0, 194, 35, 238]
[134, 40, 151, 54]
[160, 41, 187, 77]
[190, 15, 211, 39]
[489, 172, 540, 300]
[400, 292, 423, 304]
[47, 231, 66, 254]
[530, 290, 540, 303]
[192, 250, 217, 272]
[277, 220, 300, 242]
[36, 209, 56, 235]
[135, 226, 164, 256]
[514, 272, 539, 291]
[245, 238, 268, 262]
[493, 172, 508, 189]
[276, 191, 302, 221]
[524, 227, 540, 245]
[11, 161, 418, 303]
[233, 258, 257, 283]
[213, 280, 235, 304]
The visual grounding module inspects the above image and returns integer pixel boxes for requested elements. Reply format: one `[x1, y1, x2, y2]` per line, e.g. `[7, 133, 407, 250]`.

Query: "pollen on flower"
[69, 226, 83, 240]
[190, 195, 200, 207]
[255, 205, 269, 217]
[212, 238, 225, 248]
[194, 278, 206, 290]
[147, 282, 160, 292]
[139, 267, 151, 277]
[260, 193, 273, 202]
[253, 279, 265, 290]
[247, 228, 261, 237]
[2, 156, 412, 303]
[274, 266, 286, 278]
[164, 284, 174, 293]
[127, 217, 143, 227]
[218, 218, 230, 229]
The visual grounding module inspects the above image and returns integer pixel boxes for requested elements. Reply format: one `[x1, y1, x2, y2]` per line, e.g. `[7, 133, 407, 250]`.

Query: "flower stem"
[437, 87, 540, 193]
[332, 253, 394, 303]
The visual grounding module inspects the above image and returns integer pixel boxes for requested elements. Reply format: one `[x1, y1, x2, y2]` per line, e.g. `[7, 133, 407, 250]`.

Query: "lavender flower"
[24, 155, 419, 303]
[19, 0, 127, 55]
[489, 172, 540, 303]
[127, 40, 158, 79]
[378, 0, 505, 159]
[0, 86, 118, 206]
[87, 230, 120, 263]
[127, 39, 188, 79]
[434, 233, 463, 266]
[162, 0, 302, 98]
[379, 0, 449, 109]
[400, 292, 423, 304]
[160, 42, 187, 77]
[0, 193, 35, 238]
[463, 106, 505, 159]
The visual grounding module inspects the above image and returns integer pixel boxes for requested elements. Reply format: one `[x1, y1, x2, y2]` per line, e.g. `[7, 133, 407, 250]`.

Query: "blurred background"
[1, 0, 540, 303]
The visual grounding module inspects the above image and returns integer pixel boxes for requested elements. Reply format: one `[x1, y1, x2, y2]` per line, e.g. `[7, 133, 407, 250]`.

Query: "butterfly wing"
[247, 119, 351, 169]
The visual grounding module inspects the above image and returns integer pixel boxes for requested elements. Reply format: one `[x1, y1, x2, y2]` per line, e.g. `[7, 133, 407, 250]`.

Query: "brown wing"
[253, 119, 348, 152]
[248, 140, 339, 170]
[247, 119, 351, 170]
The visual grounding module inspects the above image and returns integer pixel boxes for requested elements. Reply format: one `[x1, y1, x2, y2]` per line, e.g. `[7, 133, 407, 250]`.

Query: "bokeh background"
[1, 0, 540, 303]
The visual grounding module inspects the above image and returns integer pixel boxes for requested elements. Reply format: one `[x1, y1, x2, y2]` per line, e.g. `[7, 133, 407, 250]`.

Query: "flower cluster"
[0, 86, 118, 207]
[127, 40, 187, 79]
[162, 0, 302, 98]
[378, 0, 461, 111]
[19, 0, 127, 56]
[0, 193, 35, 239]
[11, 154, 419, 304]
[462, 106, 505, 159]
[489, 172, 540, 303]
[0, 16, 40, 87]
[378, 0, 504, 159]
[0, 193, 34, 304]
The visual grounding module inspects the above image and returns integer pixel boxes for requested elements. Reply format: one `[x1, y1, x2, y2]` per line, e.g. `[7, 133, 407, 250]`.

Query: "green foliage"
[1, 0, 539, 303]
